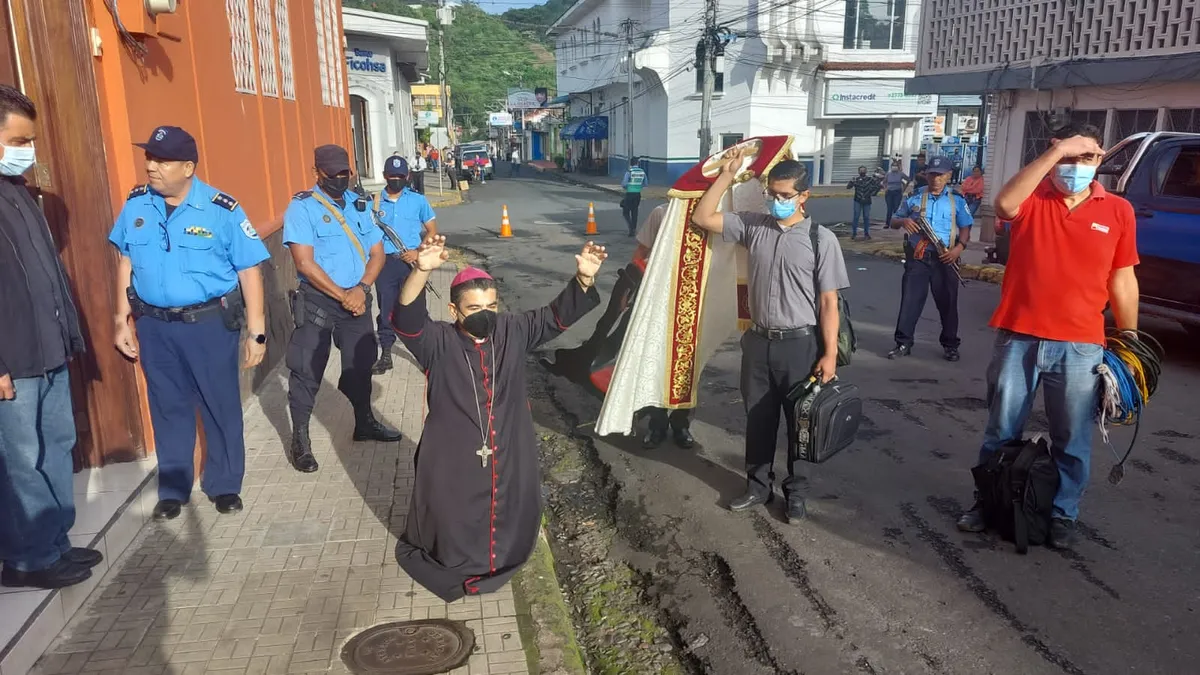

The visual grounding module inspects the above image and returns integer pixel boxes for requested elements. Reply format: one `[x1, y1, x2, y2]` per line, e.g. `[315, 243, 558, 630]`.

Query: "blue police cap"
[926, 156, 953, 174]
[384, 155, 410, 177]
[134, 126, 198, 163]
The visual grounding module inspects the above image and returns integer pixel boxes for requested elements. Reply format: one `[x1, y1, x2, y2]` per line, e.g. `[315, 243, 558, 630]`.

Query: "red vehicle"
[462, 149, 493, 181]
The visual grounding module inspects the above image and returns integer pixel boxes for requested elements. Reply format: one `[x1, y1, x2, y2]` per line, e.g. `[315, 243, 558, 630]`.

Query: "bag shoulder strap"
[310, 190, 367, 264]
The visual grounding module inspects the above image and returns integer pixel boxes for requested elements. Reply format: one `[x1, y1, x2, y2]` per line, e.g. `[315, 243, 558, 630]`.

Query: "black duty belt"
[138, 297, 223, 323]
[751, 324, 813, 341]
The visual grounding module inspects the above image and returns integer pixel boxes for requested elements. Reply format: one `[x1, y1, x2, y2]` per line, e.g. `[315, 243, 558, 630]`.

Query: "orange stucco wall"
[90, 0, 351, 236]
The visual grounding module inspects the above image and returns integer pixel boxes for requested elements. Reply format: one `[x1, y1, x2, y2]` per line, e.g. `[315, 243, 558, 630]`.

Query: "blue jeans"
[852, 201, 871, 236]
[978, 330, 1103, 521]
[0, 365, 76, 571]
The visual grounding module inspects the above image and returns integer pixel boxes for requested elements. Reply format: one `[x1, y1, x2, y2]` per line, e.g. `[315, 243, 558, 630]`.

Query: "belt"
[750, 324, 812, 340]
[139, 296, 223, 323]
[388, 252, 405, 260]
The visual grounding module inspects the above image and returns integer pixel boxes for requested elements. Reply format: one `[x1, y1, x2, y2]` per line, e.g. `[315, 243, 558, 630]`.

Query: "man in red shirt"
[956, 123, 1140, 549]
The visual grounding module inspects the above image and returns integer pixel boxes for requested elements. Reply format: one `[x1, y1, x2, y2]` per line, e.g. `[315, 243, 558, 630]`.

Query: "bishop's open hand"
[415, 234, 449, 272]
[575, 241, 607, 287]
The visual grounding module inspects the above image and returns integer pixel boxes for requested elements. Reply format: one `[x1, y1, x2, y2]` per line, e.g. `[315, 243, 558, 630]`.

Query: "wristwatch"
[253, 334, 267, 345]
[358, 282, 372, 295]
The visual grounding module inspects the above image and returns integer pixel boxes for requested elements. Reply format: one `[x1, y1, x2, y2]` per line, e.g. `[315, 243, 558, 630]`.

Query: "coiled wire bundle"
[1097, 329, 1164, 484]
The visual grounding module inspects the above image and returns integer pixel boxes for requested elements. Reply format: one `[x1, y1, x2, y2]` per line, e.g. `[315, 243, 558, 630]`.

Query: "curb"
[513, 527, 589, 675]
[429, 191, 464, 208]
[840, 239, 1006, 284]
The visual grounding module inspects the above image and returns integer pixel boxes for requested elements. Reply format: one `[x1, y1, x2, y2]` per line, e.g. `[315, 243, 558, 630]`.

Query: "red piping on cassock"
[476, 343, 499, 576]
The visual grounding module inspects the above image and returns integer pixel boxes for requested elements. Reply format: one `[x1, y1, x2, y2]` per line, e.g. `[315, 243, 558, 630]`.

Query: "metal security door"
[831, 121, 886, 183]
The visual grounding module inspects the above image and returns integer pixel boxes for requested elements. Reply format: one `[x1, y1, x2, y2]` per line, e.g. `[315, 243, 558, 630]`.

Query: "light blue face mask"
[768, 196, 797, 220]
[0, 145, 35, 177]
[1051, 163, 1096, 195]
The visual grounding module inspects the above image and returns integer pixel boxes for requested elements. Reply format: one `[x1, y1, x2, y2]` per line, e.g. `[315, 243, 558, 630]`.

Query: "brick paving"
[32, 268, 530, 675]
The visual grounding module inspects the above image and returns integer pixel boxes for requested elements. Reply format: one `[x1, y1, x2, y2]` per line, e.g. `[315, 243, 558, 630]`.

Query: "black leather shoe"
[944, 347, 961, 362]
[672, 427, 696, 449]
[729, 490, 773, 512]
[888, 344, 912, 360]
[956, 504, 986, 533]
[353, 417, 402, 442]
[211, 494, 243, 514]
[371, 353, 394, 375]
[1049, 518, 1078, 550]
[785, 497, 807, 524]
[152, 499, 183, 521]
[642, 426, 667, 449]
[61, 547, 103, 569]
[1, 558, 92, 590]
[290, 426, 319, 473]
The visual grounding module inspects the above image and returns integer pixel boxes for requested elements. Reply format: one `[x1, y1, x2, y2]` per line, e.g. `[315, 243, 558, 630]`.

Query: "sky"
[468, 0, 553, 14]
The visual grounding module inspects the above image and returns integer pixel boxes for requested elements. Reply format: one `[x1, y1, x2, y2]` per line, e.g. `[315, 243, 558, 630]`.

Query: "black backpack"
[809, 222, 857, 366]
[970, 437, 1060, 554]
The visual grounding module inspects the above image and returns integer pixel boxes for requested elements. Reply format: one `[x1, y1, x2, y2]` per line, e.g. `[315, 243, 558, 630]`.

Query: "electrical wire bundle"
[1096, 329, 1164, 484]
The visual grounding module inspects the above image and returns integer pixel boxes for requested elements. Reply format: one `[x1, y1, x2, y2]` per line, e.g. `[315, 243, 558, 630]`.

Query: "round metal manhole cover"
[341, 619, 476, 675]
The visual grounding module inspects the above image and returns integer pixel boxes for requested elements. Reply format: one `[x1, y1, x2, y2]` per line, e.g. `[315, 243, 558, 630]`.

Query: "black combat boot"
[289, 423, 319, 473]
[372, 352, 394, 375]
[353, 410, 402, 442]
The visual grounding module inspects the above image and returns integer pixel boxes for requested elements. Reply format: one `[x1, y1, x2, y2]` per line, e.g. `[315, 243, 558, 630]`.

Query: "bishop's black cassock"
[391, 277, 600, 602]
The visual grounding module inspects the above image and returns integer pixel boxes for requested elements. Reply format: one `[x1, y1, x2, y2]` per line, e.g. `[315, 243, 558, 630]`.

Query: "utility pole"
[437, 0, 455, 145]
[698, 0, 717, 159]
[620, 19, 638, 163]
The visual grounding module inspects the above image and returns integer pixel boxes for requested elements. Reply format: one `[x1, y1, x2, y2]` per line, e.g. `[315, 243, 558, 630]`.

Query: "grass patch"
[513, 531, 588, 675]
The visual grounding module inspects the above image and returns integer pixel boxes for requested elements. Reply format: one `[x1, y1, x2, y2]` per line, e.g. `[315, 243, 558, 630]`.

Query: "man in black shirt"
[0, 85, 95, 590]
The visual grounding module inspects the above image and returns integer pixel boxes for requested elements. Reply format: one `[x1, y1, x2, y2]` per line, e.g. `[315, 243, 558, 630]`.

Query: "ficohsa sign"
[346, 48, 387, 73]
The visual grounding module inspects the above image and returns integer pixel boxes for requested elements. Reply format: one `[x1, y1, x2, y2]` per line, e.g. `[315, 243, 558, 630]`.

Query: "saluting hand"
[575, 241, 607, 287]
[243, 337, 266, 370]
[1051, 135, 1105, 160]
[415, 234, 449, 272]
[115, 320, 140, 360]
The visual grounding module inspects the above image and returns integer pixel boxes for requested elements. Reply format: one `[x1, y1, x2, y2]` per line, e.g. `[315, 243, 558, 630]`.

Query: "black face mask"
[386, 178, 408, 193]
[858, 172, 867, 177]
[459, 309, 498, 339]
[319, 174, 350, 196]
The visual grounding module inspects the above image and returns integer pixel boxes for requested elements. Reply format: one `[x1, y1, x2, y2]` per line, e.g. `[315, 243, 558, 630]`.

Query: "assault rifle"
[367, 187, 441, 299]
[911, 206, 966, 287]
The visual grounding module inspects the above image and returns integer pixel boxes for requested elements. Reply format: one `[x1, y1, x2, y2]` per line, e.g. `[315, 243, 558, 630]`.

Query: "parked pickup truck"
[1099, 131, 1200, 340]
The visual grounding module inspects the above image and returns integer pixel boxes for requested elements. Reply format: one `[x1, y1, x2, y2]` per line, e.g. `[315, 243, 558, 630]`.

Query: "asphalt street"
[435, 171, 1200, 675]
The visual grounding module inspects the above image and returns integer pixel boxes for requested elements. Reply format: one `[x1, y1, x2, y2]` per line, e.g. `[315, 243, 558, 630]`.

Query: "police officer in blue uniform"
[888, 155, 974, 362]
[110, 126, 270, 520]
[284, 144, 402, 473]
[370, 155, 437, 374]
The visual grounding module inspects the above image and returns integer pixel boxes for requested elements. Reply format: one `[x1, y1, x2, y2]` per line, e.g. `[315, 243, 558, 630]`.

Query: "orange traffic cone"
[499, 204, 513, 238]
[586, 202, 598, 235]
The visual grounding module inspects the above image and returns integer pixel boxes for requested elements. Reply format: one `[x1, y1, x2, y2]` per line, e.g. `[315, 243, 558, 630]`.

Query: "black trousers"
[894, 246, 960, 350]
[374, 255, 412, 353]
[411, 171, 425, 194]
[739, 329, 819, 497]
[287, 286, 377, 428]
[621, 192, 642, 233]
[647, 407, 690, 431]
[884, 189, 903, 229]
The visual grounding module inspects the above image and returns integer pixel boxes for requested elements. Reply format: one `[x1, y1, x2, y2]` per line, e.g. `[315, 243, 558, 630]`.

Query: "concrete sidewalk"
[30, 267, 529, 675]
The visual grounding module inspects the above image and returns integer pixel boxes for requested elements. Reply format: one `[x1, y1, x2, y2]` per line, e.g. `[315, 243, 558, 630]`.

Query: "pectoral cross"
[477, 445, 493, 467]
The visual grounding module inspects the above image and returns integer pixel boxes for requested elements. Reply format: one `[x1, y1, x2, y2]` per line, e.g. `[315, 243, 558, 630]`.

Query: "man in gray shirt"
[691, 147, 850, 523]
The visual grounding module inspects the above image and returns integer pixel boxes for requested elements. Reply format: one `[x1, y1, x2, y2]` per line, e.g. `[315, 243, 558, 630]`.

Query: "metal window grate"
[326, 0, 345, 108]
[254, 0, 278, 97]
[1022, 110, 1108, 166]
[276, 0, 296, 100]
[227, 0, 257, 94]
[921, 0, 1199, 75]
[1167, 108, 1200, 133]
[313, 0, 329, 105]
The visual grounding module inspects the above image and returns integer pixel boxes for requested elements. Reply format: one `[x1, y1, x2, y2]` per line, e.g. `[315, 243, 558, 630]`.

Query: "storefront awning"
[560, 115, 608, 140]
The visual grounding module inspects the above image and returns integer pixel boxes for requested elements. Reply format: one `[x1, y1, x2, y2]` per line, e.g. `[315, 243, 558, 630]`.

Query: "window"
[253, 0, 278, 97]
[1156, 146, 1200, 199]
[313, 0, 328, 105]
[721, 133, 744, 149]
[1167, 108, 1200, 134]
[843, 0, 906, 50]
[694, 41, 724, 94]
[324, 0, 344, 107]
[226, 0, 257, 93]
[276, 0, 296, 100]
[1022, 110, 1107, 166]
[1113, 109, 1158, 142]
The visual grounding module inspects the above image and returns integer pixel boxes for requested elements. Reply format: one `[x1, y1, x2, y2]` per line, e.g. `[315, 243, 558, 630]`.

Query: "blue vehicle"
[1099, 132, 1200, 340]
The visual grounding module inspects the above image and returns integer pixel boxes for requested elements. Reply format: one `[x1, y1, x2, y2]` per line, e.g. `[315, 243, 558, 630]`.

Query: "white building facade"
[909, 0, 1200, 231]
[550, 0, 933, 185]
[342, 7, 429, 184]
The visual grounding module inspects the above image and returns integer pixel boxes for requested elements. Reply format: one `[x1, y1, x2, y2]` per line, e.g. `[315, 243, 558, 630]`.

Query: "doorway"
[350, 94, 372, 179]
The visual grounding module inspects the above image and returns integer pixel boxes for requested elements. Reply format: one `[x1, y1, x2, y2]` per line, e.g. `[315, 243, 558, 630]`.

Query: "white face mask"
[0, 145, 35, 176]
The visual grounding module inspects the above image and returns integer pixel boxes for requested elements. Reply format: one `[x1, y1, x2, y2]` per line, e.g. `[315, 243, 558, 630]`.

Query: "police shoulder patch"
[211, 192, 239, 211]
[240, 219, 260, 240]
[293, 190, 313, 201]
[126, 184, 149, 201]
